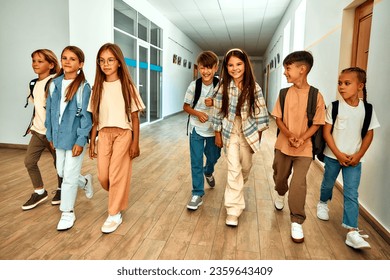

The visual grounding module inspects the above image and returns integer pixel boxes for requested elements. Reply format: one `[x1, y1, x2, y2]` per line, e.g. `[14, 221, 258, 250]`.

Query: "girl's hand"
[215, 132, 223, 148]
[204, 98, 213, 107]
[89, 141, 97, 159]
[130, 143, 140, 159]
[197, 112, 209, 123]
[72, 144, 83, 157]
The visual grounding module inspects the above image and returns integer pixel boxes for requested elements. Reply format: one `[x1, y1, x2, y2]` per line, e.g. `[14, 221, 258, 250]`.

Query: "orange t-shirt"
[272, 86, 325, 157]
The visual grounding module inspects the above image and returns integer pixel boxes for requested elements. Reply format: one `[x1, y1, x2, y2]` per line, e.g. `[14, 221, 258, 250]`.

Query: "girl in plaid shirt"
[213, 48, 269, 226]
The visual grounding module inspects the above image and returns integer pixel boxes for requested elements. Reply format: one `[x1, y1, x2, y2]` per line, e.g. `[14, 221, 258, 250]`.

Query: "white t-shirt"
[29, 75, 54, 134]
[183, 80, 215, 137]
[323, 99, 380, 162]
[59, 79, 73, 124]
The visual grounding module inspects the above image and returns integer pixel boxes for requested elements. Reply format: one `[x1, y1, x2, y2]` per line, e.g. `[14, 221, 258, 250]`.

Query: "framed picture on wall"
[173, 54, 177, 64]
[178, 56, 182, 65]
[188, 62, 192, 69]
[183, 59, 187, 68]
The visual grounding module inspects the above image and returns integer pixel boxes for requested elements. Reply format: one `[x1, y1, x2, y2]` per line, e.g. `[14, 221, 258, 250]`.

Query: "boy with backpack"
[22, 49, 63, 210]
[183, 51, 221, 210]
[271, 51, 325, 243]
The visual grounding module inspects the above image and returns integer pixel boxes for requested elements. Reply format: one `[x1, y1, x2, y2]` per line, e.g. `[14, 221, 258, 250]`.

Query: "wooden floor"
[0, 112, 389, 260]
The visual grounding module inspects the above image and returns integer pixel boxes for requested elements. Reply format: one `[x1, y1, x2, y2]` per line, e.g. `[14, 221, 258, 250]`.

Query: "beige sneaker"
[225, 215, 238, 227]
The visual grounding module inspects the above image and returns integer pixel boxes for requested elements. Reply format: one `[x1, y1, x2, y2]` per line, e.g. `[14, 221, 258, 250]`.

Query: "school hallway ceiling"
[145, 0, 291, 57]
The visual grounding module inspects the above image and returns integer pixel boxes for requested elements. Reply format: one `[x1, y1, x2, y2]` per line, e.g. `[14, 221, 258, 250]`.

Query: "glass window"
[150, 47, 162, 121]
[114, 30, 137, 84]
[114, 0, 137, 36]
[138, 13, 149, 42]
[151, 22, 163, 48]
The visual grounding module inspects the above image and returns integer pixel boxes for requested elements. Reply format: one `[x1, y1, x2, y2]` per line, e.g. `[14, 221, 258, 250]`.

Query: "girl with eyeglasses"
[88, 43, 145, 233]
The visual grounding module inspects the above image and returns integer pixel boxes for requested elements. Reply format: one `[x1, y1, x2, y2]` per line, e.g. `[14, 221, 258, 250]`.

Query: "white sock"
[35, 188, 45, 195]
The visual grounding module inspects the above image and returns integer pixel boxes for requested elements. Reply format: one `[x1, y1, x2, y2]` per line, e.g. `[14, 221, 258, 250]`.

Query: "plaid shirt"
[213, 80, 269, 153]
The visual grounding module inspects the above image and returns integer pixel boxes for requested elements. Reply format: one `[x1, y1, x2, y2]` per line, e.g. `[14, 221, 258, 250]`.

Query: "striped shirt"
[212, 80, 269, 153]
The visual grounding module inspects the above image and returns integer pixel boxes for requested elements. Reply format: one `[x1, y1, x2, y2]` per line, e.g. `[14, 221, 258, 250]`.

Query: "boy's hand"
[204, 97, 213, 107]
[336, 152, 351, 166]
[197, 111, 209, 123]
[347, 153, 362, 166]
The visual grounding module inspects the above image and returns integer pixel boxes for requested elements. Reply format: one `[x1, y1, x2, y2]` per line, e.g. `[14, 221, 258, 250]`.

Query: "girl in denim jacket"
[45, 46, 93, 231]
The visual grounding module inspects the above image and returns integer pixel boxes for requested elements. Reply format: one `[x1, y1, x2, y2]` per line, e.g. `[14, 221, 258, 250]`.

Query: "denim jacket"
[45, 74, 92, 150]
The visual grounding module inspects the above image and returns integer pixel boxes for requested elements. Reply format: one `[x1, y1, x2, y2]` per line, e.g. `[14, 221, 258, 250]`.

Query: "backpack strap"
[330, 100, 339, 134]
[362, 101, 373, 138]
[23, 78, 52, 137]
[276, 87, 289, 136]
[306, 86, 319, 127]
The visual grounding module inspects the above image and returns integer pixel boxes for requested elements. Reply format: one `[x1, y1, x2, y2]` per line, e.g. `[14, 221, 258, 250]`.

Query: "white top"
[323, 99, 380, 162]
[59, 79, 73, 124]
[87, 80, 145, 131]
[29, 75, 54, 134]
[183, 80, 215, 137]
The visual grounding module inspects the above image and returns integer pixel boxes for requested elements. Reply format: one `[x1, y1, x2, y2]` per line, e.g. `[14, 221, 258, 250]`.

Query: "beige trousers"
[224, 117, 253, 217]
[97, 127, 132, 215]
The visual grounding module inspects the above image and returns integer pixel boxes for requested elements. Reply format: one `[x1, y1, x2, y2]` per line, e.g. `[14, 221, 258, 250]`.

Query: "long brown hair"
[219, 48, 258, 117]
[91, 43, 143, 125]
[52, 46, 86, 101]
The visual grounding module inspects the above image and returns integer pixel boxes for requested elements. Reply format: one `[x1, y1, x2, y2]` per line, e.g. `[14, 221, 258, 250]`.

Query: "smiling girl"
[45, 46, 93, 231]
[213, 48, 269, 226]
[88, 43, 145, 234]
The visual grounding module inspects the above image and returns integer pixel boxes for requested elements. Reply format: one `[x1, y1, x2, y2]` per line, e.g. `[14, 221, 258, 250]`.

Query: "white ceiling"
[145, 0, 291, 57]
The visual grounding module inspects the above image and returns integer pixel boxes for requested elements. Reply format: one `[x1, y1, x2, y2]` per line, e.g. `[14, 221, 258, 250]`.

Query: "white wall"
[360, 0, 390, 231]
[263, 0, 390, 231]
[0, 0, 69, 145]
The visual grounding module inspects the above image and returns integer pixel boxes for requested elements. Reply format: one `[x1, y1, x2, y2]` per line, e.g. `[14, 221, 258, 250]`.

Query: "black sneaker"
[51, 189, 61, 205]
[22, 190, 48, 210]
[205, 174, 215, 188]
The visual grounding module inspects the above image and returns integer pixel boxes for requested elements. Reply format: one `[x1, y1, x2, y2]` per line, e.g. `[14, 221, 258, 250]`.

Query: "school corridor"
[0, 113, 389, 260]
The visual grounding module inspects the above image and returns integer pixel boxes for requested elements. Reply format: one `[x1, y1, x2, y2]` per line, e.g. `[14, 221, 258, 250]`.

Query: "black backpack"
[278, 86, 325, 160]
[186, 76, 219, 135]
[316, 100, 373, 161]
[23, 78, 52, 137]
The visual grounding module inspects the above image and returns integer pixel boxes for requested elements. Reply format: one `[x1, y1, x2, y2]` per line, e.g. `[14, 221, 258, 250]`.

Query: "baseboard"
[314, 160, 390, 245]
[0, 143, 28, 150]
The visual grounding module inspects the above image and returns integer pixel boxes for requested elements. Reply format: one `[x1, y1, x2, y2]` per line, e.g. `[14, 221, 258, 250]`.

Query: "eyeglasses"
[97, 57, 117, 65]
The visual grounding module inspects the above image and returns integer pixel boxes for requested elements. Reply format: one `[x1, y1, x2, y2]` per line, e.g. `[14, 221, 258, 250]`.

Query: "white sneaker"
[274, 194, 285, 210]
[316, 201, 329, 221]
[57, 212, 76, 231]
[84, 174, 93, 199]
[101, 213, 122, 233]
[345, 230, 371, 249]
[225, 215, 238, 227]
[291, 222, 304, 243]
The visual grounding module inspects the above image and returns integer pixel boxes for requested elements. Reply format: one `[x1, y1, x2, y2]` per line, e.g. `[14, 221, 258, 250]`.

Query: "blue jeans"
[189, 128, 221, 196]
[320, 155, 362, 229]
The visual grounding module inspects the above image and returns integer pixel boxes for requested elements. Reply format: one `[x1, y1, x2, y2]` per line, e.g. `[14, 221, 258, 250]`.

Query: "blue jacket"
[45, 75, 92, 150]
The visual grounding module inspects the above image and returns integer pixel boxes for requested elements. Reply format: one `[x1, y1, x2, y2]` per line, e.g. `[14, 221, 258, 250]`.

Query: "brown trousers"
[97, 127, 132, 215]
[272, 149, 312, 224]
[24, 131, 62, 189]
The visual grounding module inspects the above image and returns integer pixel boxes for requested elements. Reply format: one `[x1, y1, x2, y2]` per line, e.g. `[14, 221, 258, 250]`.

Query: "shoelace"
[355, 230, 369, 239]
[191, 196, 200, 202]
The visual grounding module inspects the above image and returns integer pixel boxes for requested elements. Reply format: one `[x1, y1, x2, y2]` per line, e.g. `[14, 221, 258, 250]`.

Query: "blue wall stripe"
[124, 57, 162, 72]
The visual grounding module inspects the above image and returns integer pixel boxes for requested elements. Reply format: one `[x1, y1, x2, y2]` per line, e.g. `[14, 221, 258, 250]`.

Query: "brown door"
[351, 0, 373, 70]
